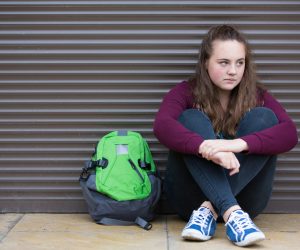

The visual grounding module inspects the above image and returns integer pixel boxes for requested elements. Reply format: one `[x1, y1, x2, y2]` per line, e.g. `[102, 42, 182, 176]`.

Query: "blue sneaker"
[225, 210, 265, 247]
[181, 207, 216, 241]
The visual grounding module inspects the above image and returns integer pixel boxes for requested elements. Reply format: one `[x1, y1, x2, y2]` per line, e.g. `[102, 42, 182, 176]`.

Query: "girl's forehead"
[210, 40, 246, 58]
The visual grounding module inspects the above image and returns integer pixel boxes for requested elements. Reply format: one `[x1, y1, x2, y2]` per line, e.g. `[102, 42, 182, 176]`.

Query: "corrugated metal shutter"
[0, 1, 299, 213]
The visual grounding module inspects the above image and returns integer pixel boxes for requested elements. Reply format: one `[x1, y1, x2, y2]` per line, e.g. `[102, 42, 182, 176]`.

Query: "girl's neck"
[218, 91, 231, 111]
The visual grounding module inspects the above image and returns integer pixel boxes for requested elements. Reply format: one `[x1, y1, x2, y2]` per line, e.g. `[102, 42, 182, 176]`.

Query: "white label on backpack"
[116, 144, 128, 155]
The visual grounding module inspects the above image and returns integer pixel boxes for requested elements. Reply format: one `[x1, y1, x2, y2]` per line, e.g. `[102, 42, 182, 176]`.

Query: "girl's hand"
[199, 139, 248, 159]
[208, 151, 240, 176]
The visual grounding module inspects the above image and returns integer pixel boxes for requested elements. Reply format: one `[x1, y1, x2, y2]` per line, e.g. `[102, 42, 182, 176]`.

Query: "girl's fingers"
[229, 168, 239, 176]
[229, 159, 240, 176]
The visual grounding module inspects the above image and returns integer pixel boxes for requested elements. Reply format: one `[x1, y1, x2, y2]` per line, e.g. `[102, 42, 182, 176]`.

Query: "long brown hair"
[190, 24, 263, 137]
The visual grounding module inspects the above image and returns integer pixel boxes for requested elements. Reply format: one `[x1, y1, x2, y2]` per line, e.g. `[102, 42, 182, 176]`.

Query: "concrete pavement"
[0, 213, 299, 250]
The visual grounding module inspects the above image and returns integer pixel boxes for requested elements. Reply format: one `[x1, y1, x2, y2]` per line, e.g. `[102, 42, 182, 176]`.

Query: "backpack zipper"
[128, 159, 144, 182]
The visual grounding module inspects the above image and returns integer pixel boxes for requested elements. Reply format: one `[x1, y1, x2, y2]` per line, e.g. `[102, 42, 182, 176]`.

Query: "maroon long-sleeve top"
[153, 81, 298, 155]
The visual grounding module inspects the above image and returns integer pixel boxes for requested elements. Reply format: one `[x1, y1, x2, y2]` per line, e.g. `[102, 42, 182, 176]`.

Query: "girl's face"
[206, 39, 246, 95]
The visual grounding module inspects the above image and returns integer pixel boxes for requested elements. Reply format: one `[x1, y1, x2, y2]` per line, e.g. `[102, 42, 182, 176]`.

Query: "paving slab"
[0, 214, 168, 250]
[166, 214, 300, 250]
[0, 214, 24, 242]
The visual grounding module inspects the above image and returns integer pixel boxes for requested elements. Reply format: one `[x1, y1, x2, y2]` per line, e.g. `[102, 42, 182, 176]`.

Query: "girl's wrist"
[234, 138, 249, 152]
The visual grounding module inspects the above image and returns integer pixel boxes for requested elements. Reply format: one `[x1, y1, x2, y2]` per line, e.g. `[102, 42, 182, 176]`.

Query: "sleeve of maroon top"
[153, 81, 204, 155]
[240, 91, 298, 155]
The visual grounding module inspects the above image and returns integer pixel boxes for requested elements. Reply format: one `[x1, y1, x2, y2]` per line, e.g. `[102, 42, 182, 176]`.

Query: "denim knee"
[237, 107, 279, 137]
[178, 109, 215, 139]
[178, 109, 210, 126]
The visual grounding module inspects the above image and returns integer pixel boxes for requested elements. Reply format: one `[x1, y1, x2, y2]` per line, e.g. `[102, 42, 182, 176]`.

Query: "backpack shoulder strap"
[126, 131, 149, 169]
[142, 139, 156, 172]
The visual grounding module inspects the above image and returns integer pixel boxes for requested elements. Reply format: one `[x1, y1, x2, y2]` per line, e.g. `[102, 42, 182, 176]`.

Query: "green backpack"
[85, 130, 156, 201]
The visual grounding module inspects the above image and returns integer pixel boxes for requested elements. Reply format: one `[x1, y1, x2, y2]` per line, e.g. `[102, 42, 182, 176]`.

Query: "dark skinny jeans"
[165, 107, 278, 221]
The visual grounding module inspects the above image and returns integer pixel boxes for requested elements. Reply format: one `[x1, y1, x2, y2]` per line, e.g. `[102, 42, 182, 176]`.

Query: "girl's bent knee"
[237, 107, 279, 136]
[178, 109, 215, 138]
[178, 109, 210, 125]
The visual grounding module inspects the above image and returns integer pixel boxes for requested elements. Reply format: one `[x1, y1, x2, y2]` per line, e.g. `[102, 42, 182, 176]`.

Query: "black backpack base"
[80, 174, 161, 230]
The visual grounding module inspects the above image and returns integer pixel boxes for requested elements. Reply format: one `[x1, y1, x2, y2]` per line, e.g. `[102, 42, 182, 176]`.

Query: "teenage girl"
[153, 24, 298, 247]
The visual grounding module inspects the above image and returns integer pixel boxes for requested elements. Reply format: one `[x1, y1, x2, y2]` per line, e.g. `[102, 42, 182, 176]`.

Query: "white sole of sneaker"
[233, 232, 266, 247]
[181, 228, 212, 241]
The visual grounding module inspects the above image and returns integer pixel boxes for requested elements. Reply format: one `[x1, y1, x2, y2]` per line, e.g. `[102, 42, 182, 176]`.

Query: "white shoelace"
[227, 212, 257, 233]
[187, 208, 211, 228]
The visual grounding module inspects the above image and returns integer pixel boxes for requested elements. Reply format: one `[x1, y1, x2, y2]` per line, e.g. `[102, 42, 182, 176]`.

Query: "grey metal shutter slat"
[0, 0, 299, 213]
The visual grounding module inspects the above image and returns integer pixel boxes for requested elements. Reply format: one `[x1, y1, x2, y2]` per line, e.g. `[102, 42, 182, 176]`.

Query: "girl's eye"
[220, 61, 227, 66]
[237, 61, 245, 66]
